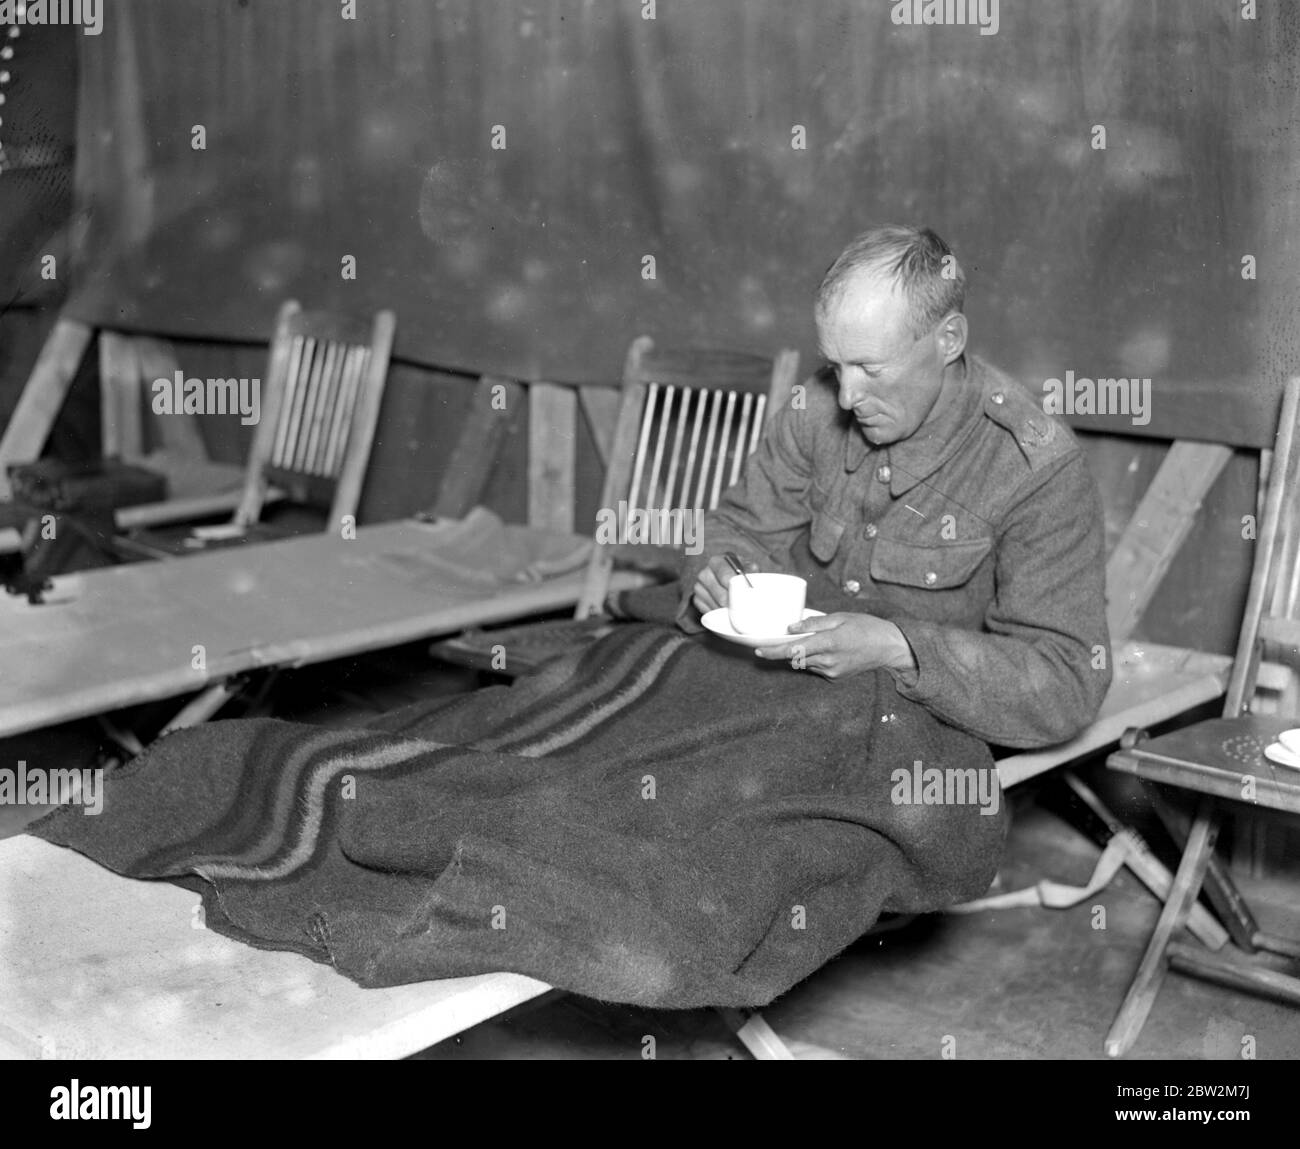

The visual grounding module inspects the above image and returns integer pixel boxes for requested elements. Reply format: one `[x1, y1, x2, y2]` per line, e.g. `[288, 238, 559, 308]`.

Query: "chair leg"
[159, 680, 245, 735]
[1148, 784, 1260, 952]
[1105, 800, 1220, 1058]
[1166, 940, 1300, 1006]
[96, 715, 145, 758]
[1062, 773, 1227, 949]
[716, 1008, 797, 1060]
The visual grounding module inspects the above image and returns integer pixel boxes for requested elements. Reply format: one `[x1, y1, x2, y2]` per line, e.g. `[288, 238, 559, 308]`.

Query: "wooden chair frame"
[431, 336, 800, 675]
[1101, 376, 1300, 1057]
[231, 301, 396, 532]
[574, 335, 800, 618]
[107, 302, 395, 562]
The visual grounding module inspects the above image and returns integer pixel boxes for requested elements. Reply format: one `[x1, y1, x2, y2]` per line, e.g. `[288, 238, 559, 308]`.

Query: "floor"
[4, 642, 1299, 1061]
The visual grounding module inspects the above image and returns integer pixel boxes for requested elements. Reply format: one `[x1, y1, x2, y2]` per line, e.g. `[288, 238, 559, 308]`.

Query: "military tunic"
[678, 355, 1112, 749]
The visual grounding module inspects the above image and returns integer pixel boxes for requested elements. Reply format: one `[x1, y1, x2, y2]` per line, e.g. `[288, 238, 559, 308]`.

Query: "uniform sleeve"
[887, 453, 1113, 748]
[674, 389, 819, 629]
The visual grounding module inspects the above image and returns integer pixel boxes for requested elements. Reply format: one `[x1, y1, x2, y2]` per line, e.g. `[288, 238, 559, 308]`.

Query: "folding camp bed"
[0, 512, 613, 741]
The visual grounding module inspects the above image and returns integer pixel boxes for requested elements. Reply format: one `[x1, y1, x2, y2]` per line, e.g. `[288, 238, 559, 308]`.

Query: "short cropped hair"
[815, 225, 966, 339]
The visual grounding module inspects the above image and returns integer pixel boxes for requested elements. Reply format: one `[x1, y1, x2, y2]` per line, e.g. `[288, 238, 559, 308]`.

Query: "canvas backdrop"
[57, 0, 1300, 388]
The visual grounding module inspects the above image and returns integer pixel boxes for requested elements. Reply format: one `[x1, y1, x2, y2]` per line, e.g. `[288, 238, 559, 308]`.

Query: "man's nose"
[836, 367, 869, 411]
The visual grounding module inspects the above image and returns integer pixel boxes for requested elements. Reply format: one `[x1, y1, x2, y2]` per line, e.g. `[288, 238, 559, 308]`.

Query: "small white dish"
[1277, 728, 1300, 756]
[1263, 741, 1300, 771]
[701, 608, 825, 648]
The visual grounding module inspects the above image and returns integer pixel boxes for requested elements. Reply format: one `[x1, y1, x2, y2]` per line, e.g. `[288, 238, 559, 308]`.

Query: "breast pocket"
[870, 536, 993, 590]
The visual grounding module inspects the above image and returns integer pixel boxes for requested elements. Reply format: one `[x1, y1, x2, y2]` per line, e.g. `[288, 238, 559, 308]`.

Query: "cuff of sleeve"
[678, 550, 711, 597]
[885, 617, 939, 696]
[675, 586, 705, 634]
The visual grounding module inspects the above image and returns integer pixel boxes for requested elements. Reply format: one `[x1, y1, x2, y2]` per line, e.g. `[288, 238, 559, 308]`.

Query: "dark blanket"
[32, 622, 1006, 1009]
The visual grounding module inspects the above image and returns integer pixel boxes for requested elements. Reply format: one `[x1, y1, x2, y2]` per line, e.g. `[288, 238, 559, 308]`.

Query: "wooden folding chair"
[99, 332, 272, 532]
[430, 335, 800, 676]
[114, 301, 396, 558]
[1102, 375, 1300, 1057]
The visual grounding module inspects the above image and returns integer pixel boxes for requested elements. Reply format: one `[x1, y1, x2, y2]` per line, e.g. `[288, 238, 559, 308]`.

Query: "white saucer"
[1278, 728, 1300, 756]
[700, 608, 825, 648]
[1263, 741, 1300, 771]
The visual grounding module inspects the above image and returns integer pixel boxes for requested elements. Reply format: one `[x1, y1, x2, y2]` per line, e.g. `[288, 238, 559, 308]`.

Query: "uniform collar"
[843, 357, 984, 496]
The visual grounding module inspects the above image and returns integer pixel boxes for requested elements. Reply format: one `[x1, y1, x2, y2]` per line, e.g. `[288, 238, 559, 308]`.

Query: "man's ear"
[936, 313, 968, 366]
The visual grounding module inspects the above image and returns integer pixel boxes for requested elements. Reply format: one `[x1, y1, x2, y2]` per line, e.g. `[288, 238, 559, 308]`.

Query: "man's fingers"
[707, 559, 736, 594]
[695, 568, 727, 612]
[794, 653, 841, 678]
[795, 613, 844, 633]
[693, 586, 721, 613]
[755, 636, 832, 660]
[754, 645, 840, 679]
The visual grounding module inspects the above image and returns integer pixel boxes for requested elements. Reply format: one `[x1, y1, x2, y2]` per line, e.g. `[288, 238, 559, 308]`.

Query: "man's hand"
[754, 612, 917, 680]
[691, 554, 760, 615]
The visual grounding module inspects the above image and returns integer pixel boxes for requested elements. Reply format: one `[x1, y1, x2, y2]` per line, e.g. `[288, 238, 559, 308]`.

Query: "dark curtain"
[0, 21, 77, 307]
[62, 0, 1299, 387]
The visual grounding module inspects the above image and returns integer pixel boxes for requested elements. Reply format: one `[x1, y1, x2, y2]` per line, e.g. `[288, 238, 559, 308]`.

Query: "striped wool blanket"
[33, 623, 1006, 1008]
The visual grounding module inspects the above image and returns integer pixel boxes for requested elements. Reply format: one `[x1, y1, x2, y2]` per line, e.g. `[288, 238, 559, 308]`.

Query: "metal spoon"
[724, 552, 754, 587]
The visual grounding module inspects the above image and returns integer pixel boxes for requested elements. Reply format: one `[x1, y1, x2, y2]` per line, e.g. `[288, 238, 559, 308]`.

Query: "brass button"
[843, 578, 861, 595]
[924, 571, 938, 586]
[991, 391, 1004, 404]
[863, 522, 878, 539]
[876, 464, 891, 483]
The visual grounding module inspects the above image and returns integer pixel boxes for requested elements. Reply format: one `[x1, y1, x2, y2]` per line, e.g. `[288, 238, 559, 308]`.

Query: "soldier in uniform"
[683, 224, 1111, 749]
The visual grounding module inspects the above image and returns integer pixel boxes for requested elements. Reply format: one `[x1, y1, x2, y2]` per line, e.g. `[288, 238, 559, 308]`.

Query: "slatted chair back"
[1225, 376, 1300, 719]
[234, 301, 397, 531]
[575, 335, 800, 618]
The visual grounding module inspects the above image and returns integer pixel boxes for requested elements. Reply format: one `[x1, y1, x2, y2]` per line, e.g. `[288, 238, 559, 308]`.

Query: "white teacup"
[727, 572, 808, 636]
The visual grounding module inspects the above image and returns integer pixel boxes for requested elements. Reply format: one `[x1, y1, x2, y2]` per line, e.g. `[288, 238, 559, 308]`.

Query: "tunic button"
[924, 571, 938, 586]
[875, 464, 891, 483]
[843, 578, 861, 595]
[863, 522, 878, 539]
[991, 391, 1004, 404]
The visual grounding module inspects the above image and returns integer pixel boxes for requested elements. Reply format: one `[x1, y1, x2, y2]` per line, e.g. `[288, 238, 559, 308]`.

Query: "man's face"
[815, 271, 951, 447]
